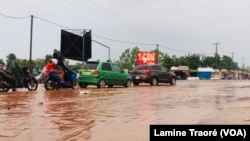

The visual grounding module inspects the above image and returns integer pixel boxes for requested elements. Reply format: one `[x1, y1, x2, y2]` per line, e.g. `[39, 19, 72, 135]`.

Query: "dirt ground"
[0, 80, 250, 141]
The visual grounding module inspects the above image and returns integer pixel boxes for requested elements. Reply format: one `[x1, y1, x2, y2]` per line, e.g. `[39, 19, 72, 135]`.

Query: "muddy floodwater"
[1, 80, 250, 141]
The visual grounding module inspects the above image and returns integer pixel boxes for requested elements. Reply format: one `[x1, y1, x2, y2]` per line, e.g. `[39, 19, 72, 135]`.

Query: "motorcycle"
[0, 67, 38, 92]
[44, 70, 79, 90]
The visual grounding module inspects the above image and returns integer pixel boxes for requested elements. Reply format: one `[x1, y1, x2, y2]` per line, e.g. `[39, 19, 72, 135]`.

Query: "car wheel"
[97, 79, 106, 88]
[133, 81, 139, 86]
[72, 81, 80, 89]
[108, 85, 113, 88]
[124, 79, 131, 88]
[150, 77, 158, 86]
[170, 77, 176, 85]
[80, 84, 87, 88]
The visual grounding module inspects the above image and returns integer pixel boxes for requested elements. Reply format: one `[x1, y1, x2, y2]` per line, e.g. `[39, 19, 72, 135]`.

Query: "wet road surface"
[1, 80, 250, 141]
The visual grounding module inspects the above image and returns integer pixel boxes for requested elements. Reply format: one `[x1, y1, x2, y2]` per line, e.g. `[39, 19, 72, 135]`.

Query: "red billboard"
[136, 51, 156, 66]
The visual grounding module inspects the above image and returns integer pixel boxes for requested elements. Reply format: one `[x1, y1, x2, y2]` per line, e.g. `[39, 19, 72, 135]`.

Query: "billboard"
[60, 29, 92, 61]
[83, 30, 92, 61]
[136, 51, 156, 66]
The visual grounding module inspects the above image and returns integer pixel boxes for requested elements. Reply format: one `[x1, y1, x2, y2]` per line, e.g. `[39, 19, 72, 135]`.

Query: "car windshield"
[83, 62, 98, 69]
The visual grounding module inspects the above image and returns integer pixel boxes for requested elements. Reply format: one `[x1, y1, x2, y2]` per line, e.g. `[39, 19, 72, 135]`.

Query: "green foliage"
[184, 54, 201, 69]
[0, 48, 241, 73]
[160, 54, 173, 68]
[69, 62, 83, 71]
[117, 47, 139, 70]
[117, 47, 239, 71]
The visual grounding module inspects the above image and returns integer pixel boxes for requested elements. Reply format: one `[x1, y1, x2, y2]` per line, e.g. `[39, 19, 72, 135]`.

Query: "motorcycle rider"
[6, 53, 24, 91]
[45, 59, 54, 77]
[53, 52, 71, 82]
[50, 62, 64, 82]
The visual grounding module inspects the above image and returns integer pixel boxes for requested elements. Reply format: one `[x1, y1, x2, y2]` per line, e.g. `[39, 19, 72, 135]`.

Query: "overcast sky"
[1, 0, 250, 67]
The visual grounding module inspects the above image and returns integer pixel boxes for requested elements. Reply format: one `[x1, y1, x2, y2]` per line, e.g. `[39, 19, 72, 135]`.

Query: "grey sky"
[1, 0, 250, 67]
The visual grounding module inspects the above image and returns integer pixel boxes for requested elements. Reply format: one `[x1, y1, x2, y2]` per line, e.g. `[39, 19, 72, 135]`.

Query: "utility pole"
[201, 53, 204, 67]
[156, 44, 159, 64]
[213, 43, 220, 68]
[231, 52, 235, 70]
[29, 15, 33, 73]
[242, 57, 245, 69]
[213, 43, 219, 56]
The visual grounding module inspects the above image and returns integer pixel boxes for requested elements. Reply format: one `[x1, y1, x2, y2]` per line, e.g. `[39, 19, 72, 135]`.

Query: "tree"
[45, 54, 53, 63]
[185, 54, 201, 69]
[118, 47, 139, 70]
[161, 54, 174, 69]
[33, 58, 46, 72]
[219, 55, 238, 70]
[202, 56, 216, 68]
[178, 56, 189, 66]
[151, 49, 165, 65]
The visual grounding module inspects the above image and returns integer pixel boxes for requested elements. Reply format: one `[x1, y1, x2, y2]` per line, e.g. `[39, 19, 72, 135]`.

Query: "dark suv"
[131, 64, 176, 86]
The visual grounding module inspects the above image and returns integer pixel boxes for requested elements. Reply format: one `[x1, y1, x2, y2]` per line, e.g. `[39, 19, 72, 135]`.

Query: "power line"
[154, 44, 214, 55]
[92, 40, 111, 61]
[94, 35, 216, 55]
[34, 16, 69, 29]
[64, 0, 142, 26]
[158, 44, 193, 54]
[0, 13, 68, 28]
[0, 13, 218, 57]
[83, 0, 142, 25]
[94, 35, 155, 46]
[0, 13, 30, 19]
[15, 14, 156, 49]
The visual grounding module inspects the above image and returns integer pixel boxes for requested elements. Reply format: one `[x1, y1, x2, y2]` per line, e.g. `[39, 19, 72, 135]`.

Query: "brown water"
[1, 80, 250, 141]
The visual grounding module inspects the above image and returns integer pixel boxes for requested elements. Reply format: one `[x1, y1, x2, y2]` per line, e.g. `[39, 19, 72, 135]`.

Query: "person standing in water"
[6, 53, 24, 91]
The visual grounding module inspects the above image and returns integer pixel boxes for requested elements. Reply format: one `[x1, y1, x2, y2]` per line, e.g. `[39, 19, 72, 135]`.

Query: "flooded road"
[1, 80, 250, 141]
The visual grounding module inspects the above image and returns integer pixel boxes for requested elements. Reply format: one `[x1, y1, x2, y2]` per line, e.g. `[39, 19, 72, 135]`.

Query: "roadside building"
[171, 66, 190, 80]
[197, 67, 213, 80]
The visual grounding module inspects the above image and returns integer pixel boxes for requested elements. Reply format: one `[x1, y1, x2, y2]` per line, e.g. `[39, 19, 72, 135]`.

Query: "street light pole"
[92, 40, 111, 61]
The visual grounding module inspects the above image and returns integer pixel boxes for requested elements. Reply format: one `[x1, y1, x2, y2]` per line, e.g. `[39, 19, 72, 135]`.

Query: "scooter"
[44, 70, 79, 90]
[0, 67, 38, 92]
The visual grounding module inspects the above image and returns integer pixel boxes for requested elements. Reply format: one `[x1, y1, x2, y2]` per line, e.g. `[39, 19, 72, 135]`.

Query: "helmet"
[8, 53, 16, 60]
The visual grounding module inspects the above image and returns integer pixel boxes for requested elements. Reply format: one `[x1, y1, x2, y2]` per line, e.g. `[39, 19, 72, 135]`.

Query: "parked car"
[78, 61, 132, 88]
[131, 64, 176, 86]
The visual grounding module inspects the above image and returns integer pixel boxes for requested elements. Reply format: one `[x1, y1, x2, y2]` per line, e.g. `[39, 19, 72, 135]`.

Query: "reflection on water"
[43, 91, 95, 141]
[0, 81, 250, 141]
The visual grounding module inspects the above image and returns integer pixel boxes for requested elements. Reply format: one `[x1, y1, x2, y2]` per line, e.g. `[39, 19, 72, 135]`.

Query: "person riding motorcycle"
[53, 53, 71, 82]
[50, 63, 65, 82]
[44, 53, 79, 90]
[5, 53, 24, 91]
